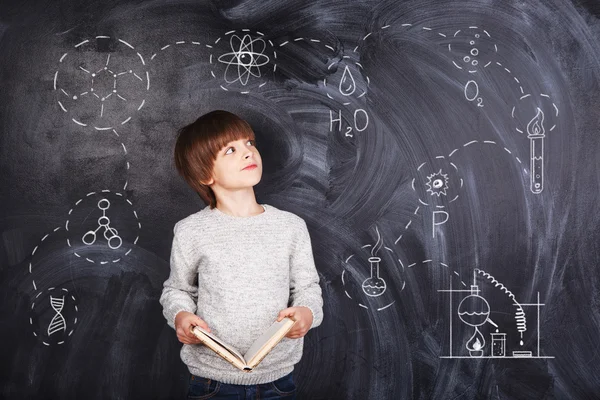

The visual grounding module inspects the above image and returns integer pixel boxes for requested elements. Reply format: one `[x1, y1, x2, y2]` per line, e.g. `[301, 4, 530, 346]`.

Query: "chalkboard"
[1, 0, 600, 398]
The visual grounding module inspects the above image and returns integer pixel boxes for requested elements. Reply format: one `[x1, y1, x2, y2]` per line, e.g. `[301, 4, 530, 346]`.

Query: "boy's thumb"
[277, 308, 292, 321]
[195, 316, 210, 332]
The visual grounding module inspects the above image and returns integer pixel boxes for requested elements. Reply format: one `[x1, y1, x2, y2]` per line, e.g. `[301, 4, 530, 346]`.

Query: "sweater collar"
[209, 204, 269, 220]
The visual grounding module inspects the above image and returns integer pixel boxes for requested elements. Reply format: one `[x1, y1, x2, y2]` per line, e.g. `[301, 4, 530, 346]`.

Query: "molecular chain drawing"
[81, 199, 123, 250]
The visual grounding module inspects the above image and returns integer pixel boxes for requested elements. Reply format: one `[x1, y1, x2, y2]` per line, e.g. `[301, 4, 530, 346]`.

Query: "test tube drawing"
[526, 108, 545, 194]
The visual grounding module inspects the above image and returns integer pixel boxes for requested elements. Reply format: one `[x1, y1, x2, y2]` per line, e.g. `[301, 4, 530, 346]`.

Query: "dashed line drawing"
[149, 39, 203, 61]
[65, 190, 141, 264]
[405, 259, 468, 288]
[394, 205, 420, 245]
[27, 226, 62, 292]
[209, 30, 275, 93]
[54, 36, 149, 130]
[447, 139, 523, 166]
[352, 22, 448, 54]
[492, 60, 528, 96]
[109, 128, 130, 192]
[278, 36, 337, 53]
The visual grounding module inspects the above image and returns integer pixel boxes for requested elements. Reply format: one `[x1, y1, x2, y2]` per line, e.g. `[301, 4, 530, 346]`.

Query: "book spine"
[198, 337, 251, 372]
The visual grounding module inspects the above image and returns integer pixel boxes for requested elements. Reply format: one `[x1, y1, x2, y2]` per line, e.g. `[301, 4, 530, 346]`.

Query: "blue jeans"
[187, 372, 297, 399]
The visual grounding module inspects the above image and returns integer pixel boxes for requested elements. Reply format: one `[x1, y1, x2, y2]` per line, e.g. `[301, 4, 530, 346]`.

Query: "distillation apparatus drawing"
[439, 270, 554, 359]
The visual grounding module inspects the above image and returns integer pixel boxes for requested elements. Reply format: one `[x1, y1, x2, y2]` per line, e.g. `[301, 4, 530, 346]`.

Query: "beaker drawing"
[491, 332, 506, 357]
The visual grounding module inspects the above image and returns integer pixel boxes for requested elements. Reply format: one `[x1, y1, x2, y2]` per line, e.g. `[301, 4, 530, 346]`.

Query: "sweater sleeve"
[288, 219, 324, 329]
[159, 222, 198, 330]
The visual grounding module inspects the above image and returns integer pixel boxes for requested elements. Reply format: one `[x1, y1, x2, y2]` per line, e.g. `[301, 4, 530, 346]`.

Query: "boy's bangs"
[209, 120, 256, 156]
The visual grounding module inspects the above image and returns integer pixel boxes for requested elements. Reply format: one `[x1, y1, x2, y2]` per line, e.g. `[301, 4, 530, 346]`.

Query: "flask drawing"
[361, 226, 387, 297]
[361, 256, 387, 296]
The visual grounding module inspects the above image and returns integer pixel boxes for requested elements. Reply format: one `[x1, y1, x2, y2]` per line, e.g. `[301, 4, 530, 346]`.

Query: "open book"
[191, 317, 296, 372]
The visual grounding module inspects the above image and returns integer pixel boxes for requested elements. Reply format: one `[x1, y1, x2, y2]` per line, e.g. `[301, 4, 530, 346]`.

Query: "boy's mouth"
[242, 163, 257, 170]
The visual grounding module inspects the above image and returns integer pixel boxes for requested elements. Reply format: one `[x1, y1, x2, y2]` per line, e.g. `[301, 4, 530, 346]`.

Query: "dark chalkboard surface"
[1, 0, 599, 398]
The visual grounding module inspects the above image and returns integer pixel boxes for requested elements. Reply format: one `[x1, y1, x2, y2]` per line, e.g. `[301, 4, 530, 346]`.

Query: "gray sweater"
[159, 203, 324, 385]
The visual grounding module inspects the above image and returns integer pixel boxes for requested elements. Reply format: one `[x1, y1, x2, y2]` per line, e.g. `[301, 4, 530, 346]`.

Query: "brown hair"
[174, 110, 256, 209]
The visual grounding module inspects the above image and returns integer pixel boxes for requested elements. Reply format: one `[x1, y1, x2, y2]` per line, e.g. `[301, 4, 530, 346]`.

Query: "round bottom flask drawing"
[361, 256, 387, 296]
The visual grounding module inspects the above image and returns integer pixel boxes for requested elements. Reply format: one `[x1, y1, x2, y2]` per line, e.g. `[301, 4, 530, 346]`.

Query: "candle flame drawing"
[466, 327, 485, 357]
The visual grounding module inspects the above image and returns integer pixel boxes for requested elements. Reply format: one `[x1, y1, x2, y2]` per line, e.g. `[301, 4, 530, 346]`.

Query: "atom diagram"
[218, 34, 269, 85]
[210, 30, 275, 92]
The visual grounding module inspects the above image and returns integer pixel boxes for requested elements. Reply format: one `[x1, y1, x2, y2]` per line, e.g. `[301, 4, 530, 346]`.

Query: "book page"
[244, 318, 296, 368]
[192, 327, 247, 366]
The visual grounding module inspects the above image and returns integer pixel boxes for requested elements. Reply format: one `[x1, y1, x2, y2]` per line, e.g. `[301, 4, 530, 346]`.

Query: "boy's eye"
[225, 140, 255, 155]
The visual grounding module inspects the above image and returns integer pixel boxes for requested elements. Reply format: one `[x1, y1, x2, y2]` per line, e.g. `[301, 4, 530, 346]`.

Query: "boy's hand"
[276, 306, 313, 339]
[174, 311, 211, 345]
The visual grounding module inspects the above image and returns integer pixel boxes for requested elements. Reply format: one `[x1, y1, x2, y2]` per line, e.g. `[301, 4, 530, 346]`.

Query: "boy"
[159, 110, 324, 399]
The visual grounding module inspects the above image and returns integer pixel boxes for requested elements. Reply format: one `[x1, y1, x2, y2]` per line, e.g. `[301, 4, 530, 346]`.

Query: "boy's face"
[203, 138, 262, 190]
